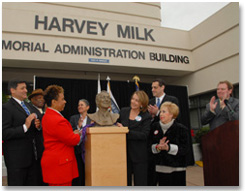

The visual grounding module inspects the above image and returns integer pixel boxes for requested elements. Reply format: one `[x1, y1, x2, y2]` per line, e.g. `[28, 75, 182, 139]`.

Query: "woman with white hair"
[149, 101, 190, 186]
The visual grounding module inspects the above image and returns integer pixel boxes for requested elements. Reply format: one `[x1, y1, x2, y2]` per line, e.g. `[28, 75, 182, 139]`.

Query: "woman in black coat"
[69, 99, 91, 186]
[149, 101, 190, 186]
[117, 90, 152, 186]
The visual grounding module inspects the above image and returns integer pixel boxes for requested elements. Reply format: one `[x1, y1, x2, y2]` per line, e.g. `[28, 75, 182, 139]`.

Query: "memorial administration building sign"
[3, 10, 194, 74]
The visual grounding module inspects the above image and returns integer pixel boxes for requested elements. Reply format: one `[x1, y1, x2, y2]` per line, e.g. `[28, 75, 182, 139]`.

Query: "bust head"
[96, 90, 111, 111]
[88, 91, 119, 126]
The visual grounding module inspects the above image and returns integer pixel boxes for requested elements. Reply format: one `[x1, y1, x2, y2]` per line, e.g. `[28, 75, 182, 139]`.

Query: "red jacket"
[41, 108, 80, 184]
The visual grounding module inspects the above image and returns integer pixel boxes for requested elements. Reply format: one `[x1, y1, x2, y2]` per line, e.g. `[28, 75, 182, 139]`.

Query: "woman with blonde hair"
[117, 90, 152, 186]
[149, 101, 190, 186]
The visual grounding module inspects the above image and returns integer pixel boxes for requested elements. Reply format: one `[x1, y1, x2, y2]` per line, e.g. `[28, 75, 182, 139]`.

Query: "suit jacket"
[28, 103, 45, 159]
[69, 114, 91, 154]
[149, 121, 190, 167]
[41, 108, 80, 184]
[201, 97, 239, 131]
[118, 107, 152, 163]
[2, 98, 37, 169]
[149, 94, 179, 123]
[69, 114, 92, 131]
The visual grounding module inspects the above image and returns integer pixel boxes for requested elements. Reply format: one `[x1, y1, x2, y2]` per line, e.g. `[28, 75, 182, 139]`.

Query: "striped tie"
[21, 101, 30, 115]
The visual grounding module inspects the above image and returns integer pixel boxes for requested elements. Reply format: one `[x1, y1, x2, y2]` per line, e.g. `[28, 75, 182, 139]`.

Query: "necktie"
[21, 101, 31, 115]
[156, 98, 161, 108]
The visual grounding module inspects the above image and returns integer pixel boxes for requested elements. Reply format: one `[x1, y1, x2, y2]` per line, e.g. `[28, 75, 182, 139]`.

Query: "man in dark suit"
[28, 88, 46, 185]
[2, 79, 41, 186]
[147, 78, 179, 186]
[69, 99, 91, 186]
[201, 80, 239, 131]
[148, 78, 179, 123]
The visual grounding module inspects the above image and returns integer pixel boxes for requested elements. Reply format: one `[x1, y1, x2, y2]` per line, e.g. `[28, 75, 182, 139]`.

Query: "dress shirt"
[155, 94, 165, 107]
[155, 93, 166, 116]
[77, 115, 87, 129]
[32, 104, 44, 114]
[76, 115, 87, 145]
[12, 97, 28, 133]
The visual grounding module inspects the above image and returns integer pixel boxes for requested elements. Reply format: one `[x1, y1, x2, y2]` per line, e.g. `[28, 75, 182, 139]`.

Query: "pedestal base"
[85, 127, 128, 186]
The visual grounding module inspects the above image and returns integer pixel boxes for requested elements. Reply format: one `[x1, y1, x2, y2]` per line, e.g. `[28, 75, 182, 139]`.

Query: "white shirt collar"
[12, 97, 23, 105]
[156, 93, 166, 104]
[80, 114, 88, 127]
[33, 104, 44, 114]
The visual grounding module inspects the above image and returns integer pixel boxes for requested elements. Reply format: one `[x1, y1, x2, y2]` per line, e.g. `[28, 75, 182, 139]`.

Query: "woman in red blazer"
[41, 85, 81, 186]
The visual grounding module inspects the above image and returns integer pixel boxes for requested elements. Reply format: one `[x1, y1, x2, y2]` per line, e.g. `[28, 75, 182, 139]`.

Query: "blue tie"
[156, 98, 160, 108]
[21, 101, 30, 115]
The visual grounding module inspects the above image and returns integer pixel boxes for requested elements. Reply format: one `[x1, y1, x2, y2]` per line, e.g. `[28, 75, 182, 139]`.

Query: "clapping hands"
[25, 113, 40, 129]
[157, 137, 169, 151]
[209, 96, 218, 112]
[148, 104, 158, 117]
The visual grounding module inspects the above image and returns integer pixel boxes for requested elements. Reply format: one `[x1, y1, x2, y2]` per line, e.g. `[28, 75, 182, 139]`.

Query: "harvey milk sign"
[34, 15, 155, 42]
[2, 14, 191, 65]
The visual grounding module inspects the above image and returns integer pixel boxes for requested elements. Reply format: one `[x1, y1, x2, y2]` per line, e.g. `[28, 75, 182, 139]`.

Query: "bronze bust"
[88, 91, 119, 126]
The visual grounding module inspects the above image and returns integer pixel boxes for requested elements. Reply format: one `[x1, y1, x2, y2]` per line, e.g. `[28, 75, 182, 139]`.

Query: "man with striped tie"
[147, 78, 179, 186]
[148, 79, 179, 123]
[2, 79, 41, 186]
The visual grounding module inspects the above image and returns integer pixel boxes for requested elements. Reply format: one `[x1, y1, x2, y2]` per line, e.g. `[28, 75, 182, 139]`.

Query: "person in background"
[2, 79, 40, 185]
[147, 78, 179, 186]
[201, 80, 239, 131]
[117, 90, 151, 186]
[41, 85, 81, 186]
[70, 99, 91, 186]
[28, 88, 46, 185]
[149, 102, 189, 186]
[148, 78, 179, 122]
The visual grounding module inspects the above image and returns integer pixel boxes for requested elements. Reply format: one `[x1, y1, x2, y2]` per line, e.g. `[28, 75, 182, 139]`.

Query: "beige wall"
[2, 2, 194, 80]
[2, 2, 239, 96]
[174, 55, 239, 95]
[173, 2, 239, 96]
[3, 2, 161, 27]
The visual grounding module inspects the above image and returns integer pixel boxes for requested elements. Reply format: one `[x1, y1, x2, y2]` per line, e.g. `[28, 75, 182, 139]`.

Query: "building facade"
[2, 2, 239, 130]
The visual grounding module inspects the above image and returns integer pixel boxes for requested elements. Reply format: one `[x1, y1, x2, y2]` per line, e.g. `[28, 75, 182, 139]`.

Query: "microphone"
[224, 99, 234, 113]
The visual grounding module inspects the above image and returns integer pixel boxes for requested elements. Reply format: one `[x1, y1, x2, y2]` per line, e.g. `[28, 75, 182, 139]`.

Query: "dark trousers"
[7, 159, 39, 186]
[72, 153, 85, 186]
[158, 171, 186, 186]
[127, 159, 148, 186]
[147, 156, 158, 186]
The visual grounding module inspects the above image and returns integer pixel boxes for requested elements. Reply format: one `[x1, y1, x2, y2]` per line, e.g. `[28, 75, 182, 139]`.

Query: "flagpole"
[97, 73, 101, 111]
[106, 76, 111, 97]
[106, 76, 120, 113]
[97, 73, 101, 94]
[33, 75, 36, 90]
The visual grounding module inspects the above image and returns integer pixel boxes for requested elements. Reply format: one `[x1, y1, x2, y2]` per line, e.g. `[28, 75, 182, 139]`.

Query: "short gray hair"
[78, 99, 90, 106]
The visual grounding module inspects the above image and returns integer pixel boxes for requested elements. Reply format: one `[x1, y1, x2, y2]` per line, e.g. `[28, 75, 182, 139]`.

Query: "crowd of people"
[2, 78, 239, 186]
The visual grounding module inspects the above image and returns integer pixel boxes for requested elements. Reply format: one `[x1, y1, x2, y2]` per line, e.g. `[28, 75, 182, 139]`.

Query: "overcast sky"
[161, 2, 230, 31]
